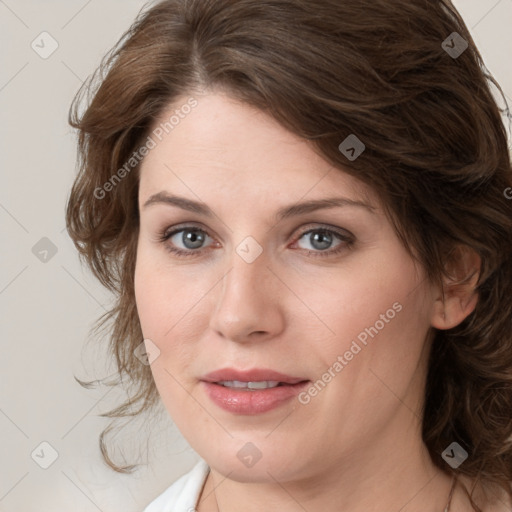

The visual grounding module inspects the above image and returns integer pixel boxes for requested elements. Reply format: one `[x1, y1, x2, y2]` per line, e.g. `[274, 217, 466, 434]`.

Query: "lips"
[200, 368, 310, 414]
[202, 368, 307, 385]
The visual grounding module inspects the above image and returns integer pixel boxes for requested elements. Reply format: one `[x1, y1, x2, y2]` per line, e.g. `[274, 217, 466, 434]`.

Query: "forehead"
[139, 92, 376, 209]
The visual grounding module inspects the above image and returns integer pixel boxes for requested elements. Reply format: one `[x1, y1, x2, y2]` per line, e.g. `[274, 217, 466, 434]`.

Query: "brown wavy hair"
[65, 0, 512, 508]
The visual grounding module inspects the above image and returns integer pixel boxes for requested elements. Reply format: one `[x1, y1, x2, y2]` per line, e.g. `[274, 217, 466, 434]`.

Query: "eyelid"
[292, 223, 354, 241]
[160, 221, 210, 239]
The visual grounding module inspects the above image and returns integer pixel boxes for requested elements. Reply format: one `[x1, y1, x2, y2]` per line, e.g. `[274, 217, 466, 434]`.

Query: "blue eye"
[294, 227, 354, 257]
[157, 224, 354, 259]
[158, 226, 213, 257]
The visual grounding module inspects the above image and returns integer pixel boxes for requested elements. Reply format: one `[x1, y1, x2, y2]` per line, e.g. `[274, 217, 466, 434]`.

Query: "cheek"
[134, 257, 203, 421]
[134, 248, 218, 391]
[304, 256, 419, 350]
[301, 255, 433, 408]
[134, 245, 207, 338]
[134, 259, 162, 339]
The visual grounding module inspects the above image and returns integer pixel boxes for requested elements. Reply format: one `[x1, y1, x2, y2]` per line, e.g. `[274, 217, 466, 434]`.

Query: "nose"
[208, 247, 286, 344]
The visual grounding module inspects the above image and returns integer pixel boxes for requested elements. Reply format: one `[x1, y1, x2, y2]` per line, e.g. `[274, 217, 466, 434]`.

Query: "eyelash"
[156, 223, 355, 259]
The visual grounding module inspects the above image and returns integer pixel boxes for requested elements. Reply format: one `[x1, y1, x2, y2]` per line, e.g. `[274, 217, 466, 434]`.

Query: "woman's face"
[135, 92, 439, 483]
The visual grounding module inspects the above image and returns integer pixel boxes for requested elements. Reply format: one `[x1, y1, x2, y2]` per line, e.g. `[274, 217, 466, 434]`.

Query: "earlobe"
[430, 245, 481, 330]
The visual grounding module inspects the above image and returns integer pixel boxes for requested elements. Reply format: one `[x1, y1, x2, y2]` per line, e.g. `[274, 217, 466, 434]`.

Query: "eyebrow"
[142, 192, 376, 221]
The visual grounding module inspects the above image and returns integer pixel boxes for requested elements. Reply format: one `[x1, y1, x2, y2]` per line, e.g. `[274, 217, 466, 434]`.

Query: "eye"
[292, 226, 354, 258]
[157, 225, 215, 258]
[156, 224, 355, 259]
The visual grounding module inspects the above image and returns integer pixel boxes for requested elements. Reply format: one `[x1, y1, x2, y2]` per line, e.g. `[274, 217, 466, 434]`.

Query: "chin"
[200, 440, 310, 483]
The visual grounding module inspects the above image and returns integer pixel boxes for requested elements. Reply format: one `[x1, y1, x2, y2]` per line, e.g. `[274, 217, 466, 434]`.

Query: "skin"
[134, 91, 482, 512]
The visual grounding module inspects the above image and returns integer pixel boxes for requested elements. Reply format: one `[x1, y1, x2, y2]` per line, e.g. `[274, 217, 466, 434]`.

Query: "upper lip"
[201, 368, 308, 385]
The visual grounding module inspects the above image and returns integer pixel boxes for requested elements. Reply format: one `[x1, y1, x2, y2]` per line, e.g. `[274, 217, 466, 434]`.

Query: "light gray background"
[1, 1, 511, 511]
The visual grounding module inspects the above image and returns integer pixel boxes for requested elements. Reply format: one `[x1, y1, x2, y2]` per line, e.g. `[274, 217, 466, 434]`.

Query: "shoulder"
[142, 459, 210, 512]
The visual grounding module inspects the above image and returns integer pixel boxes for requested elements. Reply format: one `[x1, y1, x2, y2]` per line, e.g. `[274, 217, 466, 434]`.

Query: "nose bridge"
[209, 244, 283, 341]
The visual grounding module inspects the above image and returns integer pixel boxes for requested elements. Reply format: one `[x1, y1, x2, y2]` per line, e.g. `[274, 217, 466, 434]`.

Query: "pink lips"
[201, 368, 310, 415]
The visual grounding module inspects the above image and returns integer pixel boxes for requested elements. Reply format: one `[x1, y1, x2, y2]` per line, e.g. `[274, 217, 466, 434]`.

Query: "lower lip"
[201, 381, 310, 415]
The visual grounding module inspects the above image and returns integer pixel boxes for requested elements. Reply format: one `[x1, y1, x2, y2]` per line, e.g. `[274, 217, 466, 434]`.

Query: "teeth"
[218, 380, 280, 390]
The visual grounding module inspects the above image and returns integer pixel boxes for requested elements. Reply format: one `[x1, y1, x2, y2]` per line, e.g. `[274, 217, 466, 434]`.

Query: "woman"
[65, 0, 512, 510]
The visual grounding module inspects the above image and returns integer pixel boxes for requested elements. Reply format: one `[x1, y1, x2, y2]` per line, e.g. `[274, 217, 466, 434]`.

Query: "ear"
[430, 245, 481, 330]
